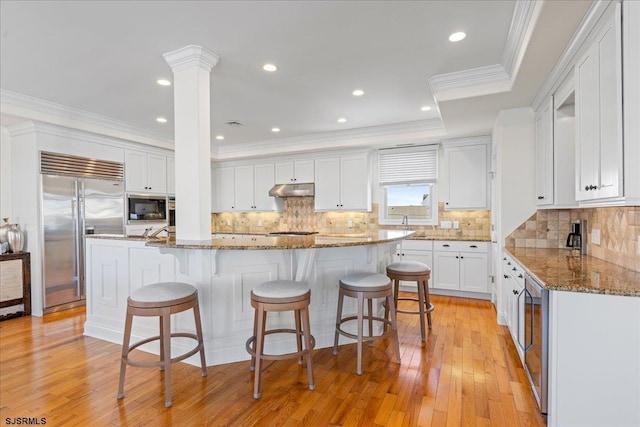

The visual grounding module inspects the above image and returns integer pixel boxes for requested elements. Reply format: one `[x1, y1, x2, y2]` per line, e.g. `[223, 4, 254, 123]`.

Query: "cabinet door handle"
[585, 185, 590, 191]
[503, 257, 507, 261]
[512, 289, 518, 295]
[504, 274, 509, 279]
[518, 274, 523, 278]
[460, 256, 464, 259]
[537, 196, 544, 200]
[443, 244, 450, 247]
[469, 245, 478, 248]
[512, 267, 517, 271]
[507, 262, 511, 265]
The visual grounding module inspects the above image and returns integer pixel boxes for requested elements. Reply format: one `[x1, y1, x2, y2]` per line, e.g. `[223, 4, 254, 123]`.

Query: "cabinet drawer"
[403, 240, 433, 251]
[434, 240, 488, 252]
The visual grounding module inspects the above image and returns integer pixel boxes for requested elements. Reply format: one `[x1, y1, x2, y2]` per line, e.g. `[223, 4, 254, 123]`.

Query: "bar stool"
[386, 261, 434, 342]
[333, 272, 401, 375]
[117, 282, 207, 408]
[246, 280, 315, 399]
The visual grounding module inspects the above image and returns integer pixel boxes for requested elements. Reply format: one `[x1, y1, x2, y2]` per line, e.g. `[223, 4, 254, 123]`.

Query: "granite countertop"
[88, 230, 414, 250]
[505, 247, 640, 297]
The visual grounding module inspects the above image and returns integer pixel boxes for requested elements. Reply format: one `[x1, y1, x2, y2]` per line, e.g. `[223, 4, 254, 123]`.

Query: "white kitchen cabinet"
[502, 254, 525, 362]
[432, 241, 489, 294]
[574, 3, 623, 202]
[535, 97, 554, 206]
[166, 156, 175, 195]
[315, 153, 371, 211]
[125, 150, 167, 194]
[215, 164, 282, 212]
[212, 166, 235, 212]
[443, 142, 489, 210]
[274, 160, 315, 184]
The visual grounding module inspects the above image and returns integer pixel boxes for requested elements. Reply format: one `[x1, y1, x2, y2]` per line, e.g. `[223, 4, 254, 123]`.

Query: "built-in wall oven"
[524, 273, 549, 415]
[167, 196, 175, 234]
[126, 194, 167, 224]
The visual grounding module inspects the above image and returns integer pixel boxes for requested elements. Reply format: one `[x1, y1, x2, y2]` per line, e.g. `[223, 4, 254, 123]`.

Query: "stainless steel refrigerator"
[42, 162, 124, 311]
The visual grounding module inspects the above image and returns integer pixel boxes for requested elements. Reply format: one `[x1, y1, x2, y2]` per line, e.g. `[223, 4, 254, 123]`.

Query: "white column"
[163, 45, 219, 241]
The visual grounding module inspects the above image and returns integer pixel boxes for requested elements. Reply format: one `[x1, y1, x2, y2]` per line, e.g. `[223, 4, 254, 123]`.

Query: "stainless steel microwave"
[126, 194, 167, 223]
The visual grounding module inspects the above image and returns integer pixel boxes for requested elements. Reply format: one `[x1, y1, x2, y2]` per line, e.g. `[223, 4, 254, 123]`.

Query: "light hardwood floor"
[0, 294, 546, 426]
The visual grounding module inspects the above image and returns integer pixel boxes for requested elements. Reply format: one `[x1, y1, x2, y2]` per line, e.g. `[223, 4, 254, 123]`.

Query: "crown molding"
[6, 120, 174, 155]
[213, 118, 446, 160]
[440, 135, 491, 147]
[531, 0, 613, 111]
[0, 89, 174, 149]
[429, 0, 541, 103]
[163, 45, 220, 72]
[501, 0, 540, 77]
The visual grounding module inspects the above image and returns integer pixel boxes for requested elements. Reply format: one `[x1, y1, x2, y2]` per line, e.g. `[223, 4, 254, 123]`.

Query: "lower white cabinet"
[432, 241, 489, 294]
[502, 254, 525, 362]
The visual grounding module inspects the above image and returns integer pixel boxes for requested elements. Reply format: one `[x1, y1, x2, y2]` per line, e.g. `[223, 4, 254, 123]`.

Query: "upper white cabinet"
[212, 166, 235, 212]
[442, 140, 489, 210]
[315, 152, 371, 211]
[212, 164, 283, 212]
[125, 150, 167, 194]
[274, 160, 315, 184]
[575, 3, 623, 201]
[535, 97, 554, 206]
[235, 164, 281, 211]
[166, 156, 175, 195]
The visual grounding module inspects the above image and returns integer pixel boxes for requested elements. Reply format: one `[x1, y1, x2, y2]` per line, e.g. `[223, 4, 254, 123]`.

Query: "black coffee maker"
[566, 220, 587, 254]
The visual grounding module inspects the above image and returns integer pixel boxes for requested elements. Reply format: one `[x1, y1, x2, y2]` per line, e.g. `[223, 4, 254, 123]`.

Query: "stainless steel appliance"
[268, 183, 314, 197]
[523, 273, 549, 415]
[566, 219, 587, 254]
[126, 194, 167, 223]
[167, 196, 175, 234]
[41, 152, 124, 312]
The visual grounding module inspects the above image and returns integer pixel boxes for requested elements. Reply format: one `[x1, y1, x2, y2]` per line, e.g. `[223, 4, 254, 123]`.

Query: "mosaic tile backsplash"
[505, 207, 640, 272]
[212, 200, 491, 240]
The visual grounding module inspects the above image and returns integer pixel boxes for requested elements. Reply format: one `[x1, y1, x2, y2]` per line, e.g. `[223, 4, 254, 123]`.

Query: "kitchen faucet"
[401, 215, 409, 230]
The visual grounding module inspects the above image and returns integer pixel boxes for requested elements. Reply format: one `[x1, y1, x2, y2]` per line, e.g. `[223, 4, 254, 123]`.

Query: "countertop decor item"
[0, 218, 11, 243]
[7, 224, 24, 253]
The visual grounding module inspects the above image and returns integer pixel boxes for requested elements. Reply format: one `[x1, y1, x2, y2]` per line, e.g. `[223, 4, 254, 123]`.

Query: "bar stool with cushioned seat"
[386, 261, 434, 342]
[333, 272, 401, 375]
[117, 282, 207, 408]
[245, 280, 315, 399]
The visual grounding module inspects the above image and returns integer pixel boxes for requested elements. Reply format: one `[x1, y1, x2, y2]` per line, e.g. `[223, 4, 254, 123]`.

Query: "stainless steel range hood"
[268, 183, 315, 197]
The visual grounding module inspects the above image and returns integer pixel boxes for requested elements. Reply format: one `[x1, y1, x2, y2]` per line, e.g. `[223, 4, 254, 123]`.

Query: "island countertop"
[505, 247, 640, 297]
[89, 230, 414, 250]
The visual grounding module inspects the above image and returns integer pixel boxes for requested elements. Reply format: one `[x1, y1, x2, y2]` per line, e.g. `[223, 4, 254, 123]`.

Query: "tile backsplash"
[212, 200, 491, 240]
[505, 206, 640, 272]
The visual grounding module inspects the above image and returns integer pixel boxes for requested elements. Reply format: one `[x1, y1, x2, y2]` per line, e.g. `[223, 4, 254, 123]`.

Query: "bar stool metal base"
[386, 262, 434, 342]
[246, 281, 315, 399]
[333, 272, 401, 375]
[117, 282, 207, 408]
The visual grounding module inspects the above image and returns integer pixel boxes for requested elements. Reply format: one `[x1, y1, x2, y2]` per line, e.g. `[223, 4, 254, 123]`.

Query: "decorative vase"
[0, 217, 11, 243]
[7, 224, 24, 253]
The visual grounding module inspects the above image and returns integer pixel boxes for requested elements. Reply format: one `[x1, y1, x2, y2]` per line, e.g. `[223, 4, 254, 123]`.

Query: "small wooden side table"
[0, 252, 31, 320]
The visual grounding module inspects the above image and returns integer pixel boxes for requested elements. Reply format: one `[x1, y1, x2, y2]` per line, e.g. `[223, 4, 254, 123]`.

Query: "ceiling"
[0, 1, 591, 158]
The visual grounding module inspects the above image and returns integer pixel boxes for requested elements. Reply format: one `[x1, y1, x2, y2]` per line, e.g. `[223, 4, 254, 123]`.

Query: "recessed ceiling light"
[352, 89, 364, 96]
[157, 79, 172, 86]
[262, 63, 278, 72]
[271, 127, 280, 133]
[421, 106, 432, 112]
[449, 32, 466, 42]
[156, 117, 167, 123]
[337, 117, 347, 123]
[215, 135, 224, 140]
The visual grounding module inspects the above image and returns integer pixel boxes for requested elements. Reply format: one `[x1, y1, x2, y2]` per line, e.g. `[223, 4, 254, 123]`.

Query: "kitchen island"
[84, 230, 413, 366]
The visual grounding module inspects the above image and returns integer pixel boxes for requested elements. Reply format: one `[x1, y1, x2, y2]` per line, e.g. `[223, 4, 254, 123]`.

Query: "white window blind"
[378, 146, 438, 185]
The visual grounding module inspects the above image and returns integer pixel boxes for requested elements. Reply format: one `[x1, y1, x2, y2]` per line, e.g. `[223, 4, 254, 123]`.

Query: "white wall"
[492, 107, 536, 324]
[0, 126, 12, 220]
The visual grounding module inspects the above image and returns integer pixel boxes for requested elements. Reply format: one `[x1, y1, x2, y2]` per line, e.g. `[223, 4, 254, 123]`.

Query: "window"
[378, 146, 438, 225]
